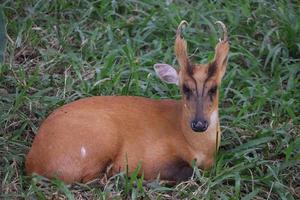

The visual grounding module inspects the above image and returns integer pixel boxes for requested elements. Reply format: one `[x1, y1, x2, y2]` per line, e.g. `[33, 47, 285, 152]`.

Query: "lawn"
[0, 0, 299, 199]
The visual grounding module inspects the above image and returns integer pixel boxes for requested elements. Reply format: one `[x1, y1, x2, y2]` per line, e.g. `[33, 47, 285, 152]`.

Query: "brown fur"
[26, 97, 216, 183]
[26, 22, 229, 183]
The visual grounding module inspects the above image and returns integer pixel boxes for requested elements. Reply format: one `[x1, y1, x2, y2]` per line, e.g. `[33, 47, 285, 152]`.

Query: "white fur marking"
[208, 110, 218, 139]
[210, 110, 218, 125]
[80, 147, 86, 158]
[195, 152, 205, 166]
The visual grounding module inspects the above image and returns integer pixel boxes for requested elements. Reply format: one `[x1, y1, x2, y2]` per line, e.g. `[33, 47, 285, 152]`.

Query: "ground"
[0, 0, 299, 199]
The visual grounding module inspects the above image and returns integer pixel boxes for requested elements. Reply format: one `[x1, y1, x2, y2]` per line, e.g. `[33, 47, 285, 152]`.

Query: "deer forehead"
[180, 64, 217, 89]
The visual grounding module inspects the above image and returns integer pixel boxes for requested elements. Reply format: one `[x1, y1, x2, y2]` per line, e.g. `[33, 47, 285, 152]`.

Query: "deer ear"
[154, 63, 179, 85]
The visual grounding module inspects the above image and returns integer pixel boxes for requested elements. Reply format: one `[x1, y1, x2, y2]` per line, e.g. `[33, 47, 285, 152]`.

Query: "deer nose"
[191, 120, 208, 132]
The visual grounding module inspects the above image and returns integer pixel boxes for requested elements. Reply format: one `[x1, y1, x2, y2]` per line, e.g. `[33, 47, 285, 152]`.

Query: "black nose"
[191, 120, 208, 132]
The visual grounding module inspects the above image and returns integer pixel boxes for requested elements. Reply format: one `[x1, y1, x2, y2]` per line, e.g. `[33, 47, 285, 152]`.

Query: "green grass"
[1, 0, 300, 199]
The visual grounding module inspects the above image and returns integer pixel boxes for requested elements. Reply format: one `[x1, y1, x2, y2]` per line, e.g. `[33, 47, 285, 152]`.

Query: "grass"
[0, 0, 299, 199]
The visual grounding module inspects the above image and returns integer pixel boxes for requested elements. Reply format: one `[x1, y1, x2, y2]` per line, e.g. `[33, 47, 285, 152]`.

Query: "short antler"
[211, 21, 230, 83]
[215, 21, 228, 42]
[176, 20, 189, 38]
[175, 20, 193, 75]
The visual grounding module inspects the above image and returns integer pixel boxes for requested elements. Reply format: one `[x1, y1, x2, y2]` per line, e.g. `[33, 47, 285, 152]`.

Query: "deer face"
[155, 21, 229, 133]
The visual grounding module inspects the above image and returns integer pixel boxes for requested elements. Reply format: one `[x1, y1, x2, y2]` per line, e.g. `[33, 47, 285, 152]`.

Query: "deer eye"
[182, 84, 192, 97]
[208, 86, 217, 97]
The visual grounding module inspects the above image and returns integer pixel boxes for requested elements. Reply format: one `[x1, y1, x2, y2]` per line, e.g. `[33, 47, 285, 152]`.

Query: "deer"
[25, 21, 229, 184]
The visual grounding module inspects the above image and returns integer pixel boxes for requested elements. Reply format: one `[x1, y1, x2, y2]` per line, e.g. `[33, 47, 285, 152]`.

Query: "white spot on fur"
[80, 147, 86, 158]
[208, 110, 218, 139]
[195, 152, 205, 166]
[210, 110, 218, 125]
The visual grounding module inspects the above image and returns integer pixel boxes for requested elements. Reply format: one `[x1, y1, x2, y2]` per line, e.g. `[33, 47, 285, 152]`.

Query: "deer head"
[155, 21, 229, 133]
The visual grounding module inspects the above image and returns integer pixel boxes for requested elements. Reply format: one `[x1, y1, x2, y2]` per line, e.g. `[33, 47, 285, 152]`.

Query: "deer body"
[26, 96, 219, 183]
[26, 21, 229, 183]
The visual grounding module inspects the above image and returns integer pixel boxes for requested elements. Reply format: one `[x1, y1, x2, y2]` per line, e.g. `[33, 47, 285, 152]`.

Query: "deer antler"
[176, 20, 189, 38]
[215, 21, 228, 42]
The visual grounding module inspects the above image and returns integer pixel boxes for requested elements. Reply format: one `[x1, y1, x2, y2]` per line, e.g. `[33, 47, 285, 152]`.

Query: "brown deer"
[25, 21, 229, 183]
